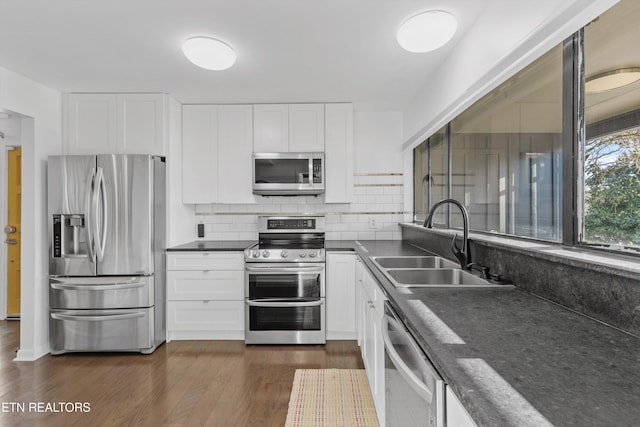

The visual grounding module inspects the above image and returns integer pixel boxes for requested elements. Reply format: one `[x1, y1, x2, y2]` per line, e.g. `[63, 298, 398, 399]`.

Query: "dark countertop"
[347, 241, 640, 427]
[167, 240, 256, 252]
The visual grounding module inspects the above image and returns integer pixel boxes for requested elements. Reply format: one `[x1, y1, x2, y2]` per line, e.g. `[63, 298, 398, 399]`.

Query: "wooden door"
[6, 147, 21, 316]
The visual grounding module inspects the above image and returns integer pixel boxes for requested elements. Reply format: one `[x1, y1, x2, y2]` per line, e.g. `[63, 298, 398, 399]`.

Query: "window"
[583, 128, 640, 248]
[413, 126, 447, 223]
[413, 0, 640, 255]
[583, 0, 640, 251]
[415, 47, 563, 241]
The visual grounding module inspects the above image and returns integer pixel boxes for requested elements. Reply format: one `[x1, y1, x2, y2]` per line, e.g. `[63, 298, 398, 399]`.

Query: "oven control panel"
[245, 248, 325, 262]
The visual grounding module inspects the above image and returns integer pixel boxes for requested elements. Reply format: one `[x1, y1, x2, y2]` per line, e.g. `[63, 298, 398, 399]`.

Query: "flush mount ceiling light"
[397, 10, 458, 53]
[585, 68, 640, 93]
[182, 36, 236, 71]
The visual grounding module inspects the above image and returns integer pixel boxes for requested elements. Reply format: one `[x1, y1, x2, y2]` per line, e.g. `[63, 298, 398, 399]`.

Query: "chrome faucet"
[423, 198, 470, 270]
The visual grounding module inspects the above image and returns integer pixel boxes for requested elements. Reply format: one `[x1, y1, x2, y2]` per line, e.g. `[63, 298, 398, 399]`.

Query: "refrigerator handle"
[85, 167, 96, 263]
[94, 166, 107, 262]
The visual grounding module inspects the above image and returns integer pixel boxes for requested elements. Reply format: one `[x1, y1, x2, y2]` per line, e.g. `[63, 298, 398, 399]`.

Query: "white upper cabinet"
[182, 104, 255, 204]
[253, 103, 324, 152]
[288, 103, 325, 152]
[182, 105, 218, 204]
[218, 105, 255, 204]
[63, 93, 168, 155]
[116, 94, 167, 155]
[182, 102, 352, 205]
[63, 94, 117, 154]
[324, 103, 354, 203]
[253, 104, 289, 152]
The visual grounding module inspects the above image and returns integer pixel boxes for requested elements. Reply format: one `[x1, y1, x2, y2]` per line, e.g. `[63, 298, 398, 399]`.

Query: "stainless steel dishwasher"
[382, 302, 445, 427]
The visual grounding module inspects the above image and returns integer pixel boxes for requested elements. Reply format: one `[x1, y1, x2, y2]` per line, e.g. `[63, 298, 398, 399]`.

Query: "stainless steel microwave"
[253, 152, 324, 196]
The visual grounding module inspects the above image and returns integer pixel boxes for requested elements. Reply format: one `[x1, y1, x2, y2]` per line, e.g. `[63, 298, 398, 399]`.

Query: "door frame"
[0, 113, 23, 320]
[0, 144, 7, 319]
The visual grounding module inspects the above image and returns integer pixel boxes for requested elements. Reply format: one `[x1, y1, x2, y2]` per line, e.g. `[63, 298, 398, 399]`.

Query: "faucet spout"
[423, 198, 470, 270]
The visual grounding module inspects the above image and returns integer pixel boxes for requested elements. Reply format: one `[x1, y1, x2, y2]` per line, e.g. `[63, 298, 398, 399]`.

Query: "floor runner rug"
[284, 369, 379, 427]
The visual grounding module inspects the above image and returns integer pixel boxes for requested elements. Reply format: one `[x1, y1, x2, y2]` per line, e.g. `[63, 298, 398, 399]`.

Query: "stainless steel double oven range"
[244, 216, 326, 344]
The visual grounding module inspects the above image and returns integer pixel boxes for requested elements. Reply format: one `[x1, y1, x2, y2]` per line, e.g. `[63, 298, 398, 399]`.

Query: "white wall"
[170, 111, 405, 243]
[402, 0, 620, 150]
[0, 66, 62, 361]
[354, 112, 403, 174]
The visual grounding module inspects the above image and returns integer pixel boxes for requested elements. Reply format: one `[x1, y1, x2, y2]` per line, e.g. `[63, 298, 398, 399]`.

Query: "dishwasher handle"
[381, 313, 434, 403]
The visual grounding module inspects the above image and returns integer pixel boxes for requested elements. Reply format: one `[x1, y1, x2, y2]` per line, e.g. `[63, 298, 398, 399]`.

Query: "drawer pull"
[51, 312, 145, 322]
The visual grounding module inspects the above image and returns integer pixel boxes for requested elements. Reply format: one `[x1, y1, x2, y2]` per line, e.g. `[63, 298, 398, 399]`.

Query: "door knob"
[4, 238, 17, 245]
[4, 225, 16, 234]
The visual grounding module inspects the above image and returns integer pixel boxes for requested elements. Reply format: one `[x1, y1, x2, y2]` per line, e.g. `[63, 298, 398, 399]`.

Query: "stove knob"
[309, 252, 317, 258]
[280, 250, 289, 258]
[299, 252, 307, 258]
[252, 251, 260, 258]
[262, 250, 270, 258]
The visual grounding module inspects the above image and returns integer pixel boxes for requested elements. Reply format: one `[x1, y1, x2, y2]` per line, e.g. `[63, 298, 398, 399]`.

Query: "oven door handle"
[245, 266, 325, 273]
[246, 300, 325, 308]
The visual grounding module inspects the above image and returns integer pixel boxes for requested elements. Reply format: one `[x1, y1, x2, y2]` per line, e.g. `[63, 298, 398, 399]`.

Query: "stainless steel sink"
[371, 256, 458, 270]
[385, 268, 503, 287]
[369, 255, 513, 288]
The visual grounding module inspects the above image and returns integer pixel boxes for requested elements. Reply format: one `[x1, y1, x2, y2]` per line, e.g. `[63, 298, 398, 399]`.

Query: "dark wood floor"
[0, 321, 364, 426]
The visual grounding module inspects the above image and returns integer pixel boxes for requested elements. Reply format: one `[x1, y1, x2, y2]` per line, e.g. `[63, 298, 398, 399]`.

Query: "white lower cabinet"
[326, 253, 357, 339]
[166, 252, 245, 340]
[446, 387, 477, 427]
[167, 301, 244, 339]
[356, 257, 386, 427]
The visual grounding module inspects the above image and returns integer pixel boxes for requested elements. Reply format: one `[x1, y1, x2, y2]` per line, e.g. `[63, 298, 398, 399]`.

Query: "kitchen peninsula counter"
[347, 240, 640, 427]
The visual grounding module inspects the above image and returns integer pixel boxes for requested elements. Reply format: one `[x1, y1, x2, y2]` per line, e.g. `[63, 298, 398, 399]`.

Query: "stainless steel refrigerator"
[47, 154, 166, 354]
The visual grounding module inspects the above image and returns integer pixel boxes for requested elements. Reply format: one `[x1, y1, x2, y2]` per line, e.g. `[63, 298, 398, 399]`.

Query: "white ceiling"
[0, 0, 594, 111]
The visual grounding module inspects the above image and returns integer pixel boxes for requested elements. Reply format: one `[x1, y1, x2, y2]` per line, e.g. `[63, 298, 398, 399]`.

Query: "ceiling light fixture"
[585, 67, 640, 93]
[182, 36, 236, 71]
[397, 10, 458, 53]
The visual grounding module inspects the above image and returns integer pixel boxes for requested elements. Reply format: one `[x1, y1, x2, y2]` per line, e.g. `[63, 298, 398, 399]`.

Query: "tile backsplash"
[194, 173, 406, 240]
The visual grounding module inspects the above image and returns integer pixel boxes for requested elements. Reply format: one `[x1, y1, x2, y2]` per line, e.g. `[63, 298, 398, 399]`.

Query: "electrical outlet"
[369, 218, 378, 229]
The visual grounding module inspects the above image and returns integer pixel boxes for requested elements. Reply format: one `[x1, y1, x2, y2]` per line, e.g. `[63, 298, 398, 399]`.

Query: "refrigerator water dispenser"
[52, 214, 88, 258]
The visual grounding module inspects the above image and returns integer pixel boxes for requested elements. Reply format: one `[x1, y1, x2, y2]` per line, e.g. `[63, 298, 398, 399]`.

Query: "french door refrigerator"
[47, 154, 166, 354]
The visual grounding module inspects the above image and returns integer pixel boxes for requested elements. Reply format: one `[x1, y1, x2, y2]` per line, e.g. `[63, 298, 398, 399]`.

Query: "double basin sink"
[370, 256, 513, 288]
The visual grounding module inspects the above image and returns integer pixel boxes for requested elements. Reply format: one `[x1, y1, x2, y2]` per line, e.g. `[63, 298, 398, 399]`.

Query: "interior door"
[5, 147, 21, 316]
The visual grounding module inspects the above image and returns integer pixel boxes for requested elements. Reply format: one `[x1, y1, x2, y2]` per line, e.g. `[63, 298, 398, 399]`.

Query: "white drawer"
[167, 300, 244, 332]
[167, 252, 244, 271]
[167, 270, 244, 300]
